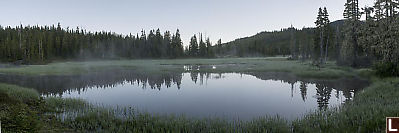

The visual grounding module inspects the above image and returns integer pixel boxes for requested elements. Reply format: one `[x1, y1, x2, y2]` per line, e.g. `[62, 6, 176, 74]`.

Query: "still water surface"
[0, 70, 369, 120]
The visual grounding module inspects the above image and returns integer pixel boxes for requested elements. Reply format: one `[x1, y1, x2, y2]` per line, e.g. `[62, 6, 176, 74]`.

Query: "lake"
[0, 67, 369, 120]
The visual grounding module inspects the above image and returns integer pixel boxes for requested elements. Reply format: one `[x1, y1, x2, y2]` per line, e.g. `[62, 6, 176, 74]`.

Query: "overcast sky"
[0, 0, 374, 45]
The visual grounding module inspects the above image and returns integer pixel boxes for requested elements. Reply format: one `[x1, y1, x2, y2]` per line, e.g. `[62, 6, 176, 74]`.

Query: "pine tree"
[374, 0, 384, 20]
[198, 33, 206, 57]
[374, 0, 399, 18]
[155, 29, 163, 58]
[171, 29, 183, 58]
[205, 37, 213, 57]
[315, 8, 325, 64]
[323, 7, 331, 63]
[362, 6, 374, 21]
[189, 35, 198, 57]
[163, 31, 172, 58]
[289, 24, 297, 59]
[342, 0, 361, 67]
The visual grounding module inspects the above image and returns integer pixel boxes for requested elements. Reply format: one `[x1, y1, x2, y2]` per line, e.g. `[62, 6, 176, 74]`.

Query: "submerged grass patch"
[0, 83, 39, 102]
[57, 105, 291, 133]
[45, 97, 90, 112]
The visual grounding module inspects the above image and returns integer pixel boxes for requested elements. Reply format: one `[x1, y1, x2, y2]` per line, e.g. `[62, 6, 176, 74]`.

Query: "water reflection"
[0, 69, 369, 120]
[300, 82, 307, 102]
[0, 70, 183, 94]
[248, 72, 366, 106]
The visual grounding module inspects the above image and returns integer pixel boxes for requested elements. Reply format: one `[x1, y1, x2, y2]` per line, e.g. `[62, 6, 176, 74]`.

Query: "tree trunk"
[352, 24, 359, 67]
[336, 26, 340, 62]
[319, 28, 324, 64]
[325, 33, 330, 63]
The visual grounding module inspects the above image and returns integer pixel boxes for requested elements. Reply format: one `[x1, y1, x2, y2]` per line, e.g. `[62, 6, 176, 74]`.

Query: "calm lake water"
[0, 68, 369, 120]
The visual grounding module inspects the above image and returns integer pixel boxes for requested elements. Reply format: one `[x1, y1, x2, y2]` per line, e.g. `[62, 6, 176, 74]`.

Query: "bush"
[373, 62, 399, 77]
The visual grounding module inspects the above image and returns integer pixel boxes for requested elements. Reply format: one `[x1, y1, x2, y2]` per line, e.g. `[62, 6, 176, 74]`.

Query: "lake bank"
[0, 57, 364, 79]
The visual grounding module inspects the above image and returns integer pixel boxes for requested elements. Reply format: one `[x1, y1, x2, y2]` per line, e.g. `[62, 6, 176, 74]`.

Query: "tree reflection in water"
[0, 69, 368, 111]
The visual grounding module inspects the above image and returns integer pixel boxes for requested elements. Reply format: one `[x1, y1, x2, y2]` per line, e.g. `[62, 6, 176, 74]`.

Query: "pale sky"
[0, 0, 374, 45]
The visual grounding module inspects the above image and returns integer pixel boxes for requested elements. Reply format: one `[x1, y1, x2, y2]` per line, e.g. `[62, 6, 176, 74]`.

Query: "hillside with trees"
[216, 20, 343, 60]
[217, 0, 399, 76]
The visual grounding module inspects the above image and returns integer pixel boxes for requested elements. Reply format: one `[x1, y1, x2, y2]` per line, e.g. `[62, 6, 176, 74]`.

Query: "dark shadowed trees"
[0, 25, 195, 63]
[189, 35, 199, 57]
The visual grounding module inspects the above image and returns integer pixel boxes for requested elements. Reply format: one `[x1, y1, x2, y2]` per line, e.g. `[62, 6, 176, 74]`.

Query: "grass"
[55, 104, 291, 133]
[0, 57, 359, 79]
[0, 83, 73, 133]
[0, 83, 39, 103]
[292, 77, 399, 132]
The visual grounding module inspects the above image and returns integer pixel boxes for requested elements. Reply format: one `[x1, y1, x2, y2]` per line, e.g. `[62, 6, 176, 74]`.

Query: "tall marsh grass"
[49, 100, 290, 132]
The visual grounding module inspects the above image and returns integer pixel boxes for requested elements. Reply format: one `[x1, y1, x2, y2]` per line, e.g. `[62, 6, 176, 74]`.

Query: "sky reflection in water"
[57, 72, 360, 120]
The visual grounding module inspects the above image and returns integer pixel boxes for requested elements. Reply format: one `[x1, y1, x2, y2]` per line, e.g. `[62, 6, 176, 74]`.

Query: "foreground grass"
[1, 77, 398, 132]
[0, 57, 358, 79]
[292, 77, 399, 132]
[0, 83, 73, 133]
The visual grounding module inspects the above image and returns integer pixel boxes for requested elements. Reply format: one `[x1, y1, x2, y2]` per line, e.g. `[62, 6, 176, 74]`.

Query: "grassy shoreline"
[0, 57, 361, 79]
[1, 58, 396, 132]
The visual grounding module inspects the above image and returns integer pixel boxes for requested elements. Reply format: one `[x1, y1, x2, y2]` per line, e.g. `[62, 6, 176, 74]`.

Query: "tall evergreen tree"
[323, 7, 331, 62]
[163, 31, 172, 58]
[189, 35, 199, 57]
[198, 33, 207, 57]
[289, 25, 297, 59]
[374, 0, 399, 19]
[171, 29, 183, 58]
[155, 29, 163, 58]
[362, 6, 374, 21]
[205, 37, 213, 57]
[342, 0, 362, 67]
[216, 39, 222, 55]
[315, 8, 326, 64]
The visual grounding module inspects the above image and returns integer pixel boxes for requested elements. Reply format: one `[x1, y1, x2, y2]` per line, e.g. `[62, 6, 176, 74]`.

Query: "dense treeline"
[339, 0, 399, 76]
[313, 0, 399, 76]
[215, 13, 341, 59]
[216, 24, 339, 59]
[187, 34, 215, 58]
[216, 28, 306, 57]
[0, 24, 217, 63]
